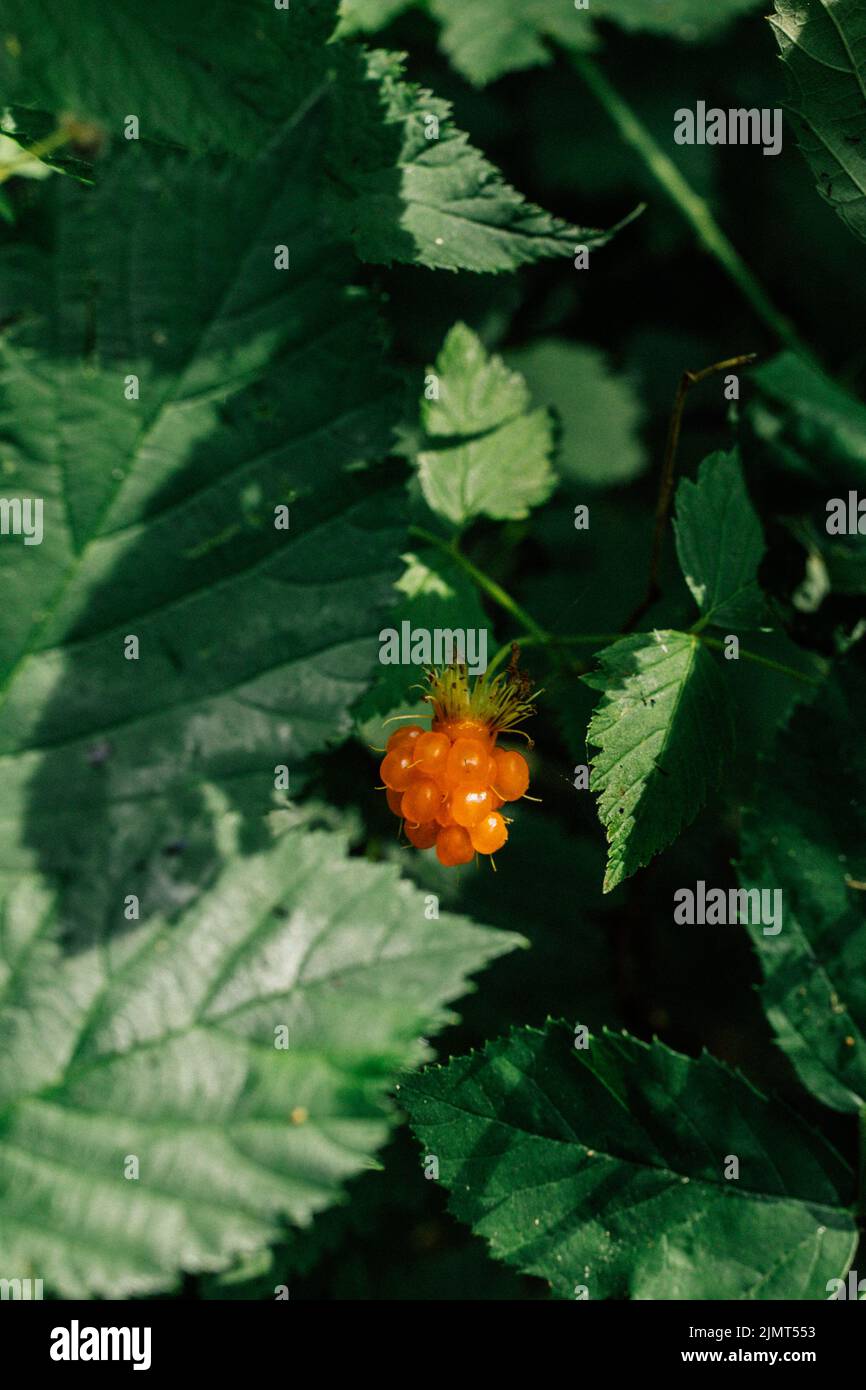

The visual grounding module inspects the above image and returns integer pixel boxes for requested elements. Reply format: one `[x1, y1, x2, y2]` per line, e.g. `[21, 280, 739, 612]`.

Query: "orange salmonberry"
[386, 724, 424, 751]
[492, 748, 530, 802]
[446, 736, 490, 783]
[450, 784, 495, 828]
[406, 820, 439, 850]
[380, 747, 416, 792]
[386, 787, 404, 816]
[413, 730, 451, 778]
[436, 823, 474, 866]
[435, 797, 455, 827]
[401, 776, 443, 825]
[377, 655, 537, 867]
[470, 812, 508, 855]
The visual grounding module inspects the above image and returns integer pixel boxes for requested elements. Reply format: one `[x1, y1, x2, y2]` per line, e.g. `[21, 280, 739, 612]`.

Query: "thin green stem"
[409, 526, 549, 644]
[410, 527, 819, 688]
[548, 634, 625, 647]
[569, 51, 810, 360]
[486, 636, 538, 677]
[624, 353, 757, 633]
[486, 632, 622, 677]
[505, 628, 819, 686]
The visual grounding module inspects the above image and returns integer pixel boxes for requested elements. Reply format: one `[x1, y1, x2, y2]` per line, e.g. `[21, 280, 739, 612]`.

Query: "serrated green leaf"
[202, 1129, 534, 1299]
[401, 1022, 857, 1300]
[507, 339, 647, 487]
[674, 449, 766, 629]
[428, 0, 597, 87]
[352, 0, 762, 86]
[338, 0, 419, 35]
[2, 4, 598, 279]
[0, 827, 521, 1297]
[584, 631, 731, 892]
[329, 50, 616, 273]
[422, 322, 534, 436]
[772, 0, 866, 246]
[416, 322, 556, 524]
[739, 666, 866, 1114]
[0, 133, 402, 910]
[591, 0, 764, 39]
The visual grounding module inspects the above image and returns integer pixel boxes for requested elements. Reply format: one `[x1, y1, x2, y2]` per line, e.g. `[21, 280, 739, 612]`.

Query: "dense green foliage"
[0, 0, 864, 1301]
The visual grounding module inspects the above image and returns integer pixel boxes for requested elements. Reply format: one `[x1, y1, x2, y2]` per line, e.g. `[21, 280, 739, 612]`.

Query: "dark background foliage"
[2, 2, 863, 1301]
[208, 10, 864, 1300]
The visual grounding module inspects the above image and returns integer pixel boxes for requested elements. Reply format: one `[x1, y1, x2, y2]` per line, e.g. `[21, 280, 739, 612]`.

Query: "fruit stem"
[486, 632, 623, 677]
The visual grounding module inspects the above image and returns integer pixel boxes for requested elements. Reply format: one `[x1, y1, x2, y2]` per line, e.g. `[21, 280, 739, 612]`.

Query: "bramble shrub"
[0, 0, 864, 1304]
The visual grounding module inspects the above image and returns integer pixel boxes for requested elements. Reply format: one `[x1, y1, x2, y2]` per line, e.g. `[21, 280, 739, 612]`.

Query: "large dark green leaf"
[0, 827, 521, 1296]
[772, 0, 866, 246]
[739, 666, 866, 1114]
[0, 132, 402, 912]
[0, 0, 335, 156]
[0, 1, 614, 276]
[402, 1023, 857, 1299]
